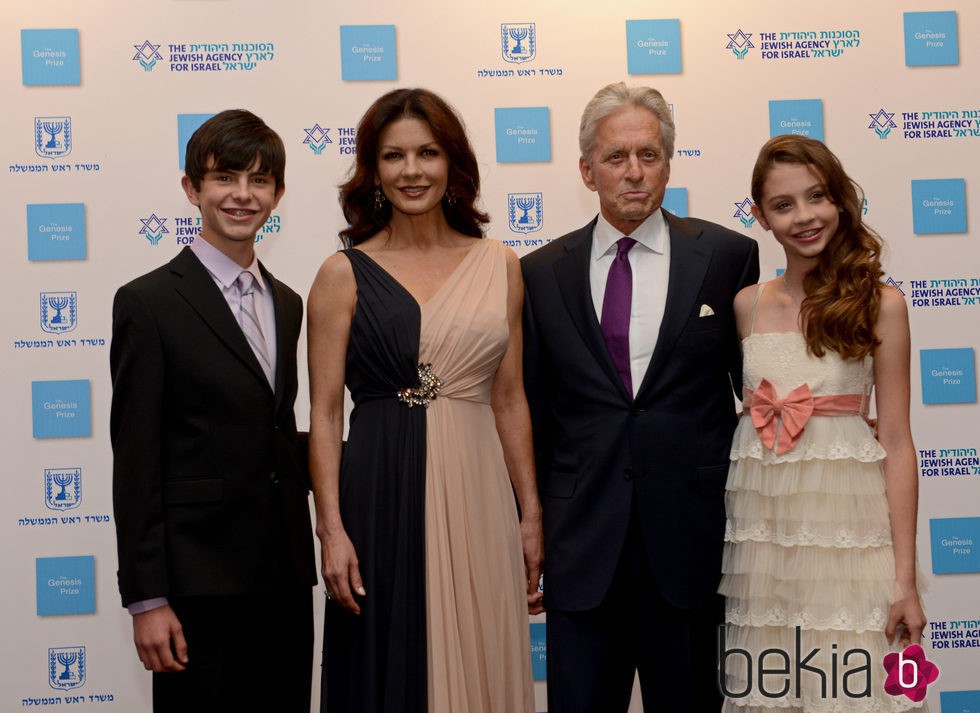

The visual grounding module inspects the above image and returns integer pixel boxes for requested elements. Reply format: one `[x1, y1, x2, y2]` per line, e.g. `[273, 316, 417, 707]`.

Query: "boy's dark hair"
[184, 109, 286, 190]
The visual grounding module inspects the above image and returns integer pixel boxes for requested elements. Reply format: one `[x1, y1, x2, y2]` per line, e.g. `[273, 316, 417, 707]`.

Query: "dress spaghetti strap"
[747, 282, 768, 335]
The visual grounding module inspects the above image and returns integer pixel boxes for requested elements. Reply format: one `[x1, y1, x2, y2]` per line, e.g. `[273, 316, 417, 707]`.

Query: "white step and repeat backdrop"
[3, 0, 978, 710]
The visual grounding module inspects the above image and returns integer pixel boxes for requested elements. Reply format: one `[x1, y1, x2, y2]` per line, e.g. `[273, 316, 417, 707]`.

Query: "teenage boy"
[110, 109, 315, 711]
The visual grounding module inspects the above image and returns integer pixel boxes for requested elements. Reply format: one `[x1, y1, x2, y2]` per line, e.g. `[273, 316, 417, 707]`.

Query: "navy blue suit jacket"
[521, 212, 759, 611]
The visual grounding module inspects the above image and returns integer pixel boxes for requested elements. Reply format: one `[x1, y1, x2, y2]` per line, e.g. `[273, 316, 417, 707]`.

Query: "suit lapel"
[553, 220, 631, 402]
[170, 247, 273, 393]
[634, 213, 711, 400]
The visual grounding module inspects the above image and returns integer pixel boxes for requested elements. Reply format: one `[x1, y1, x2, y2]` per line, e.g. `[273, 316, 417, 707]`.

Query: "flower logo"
[882, 645, 939, 702]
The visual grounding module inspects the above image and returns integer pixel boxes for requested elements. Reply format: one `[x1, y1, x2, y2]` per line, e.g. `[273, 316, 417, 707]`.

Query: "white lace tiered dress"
[719, 330, 925, 712]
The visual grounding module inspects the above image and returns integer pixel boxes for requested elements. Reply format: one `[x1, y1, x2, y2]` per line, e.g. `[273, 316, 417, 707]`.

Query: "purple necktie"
[600, 237, 636, 396]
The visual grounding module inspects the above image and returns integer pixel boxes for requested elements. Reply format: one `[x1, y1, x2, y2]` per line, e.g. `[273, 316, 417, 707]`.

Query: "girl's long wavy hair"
[339, 88, 488, 247]
[751, 135, 884, 359]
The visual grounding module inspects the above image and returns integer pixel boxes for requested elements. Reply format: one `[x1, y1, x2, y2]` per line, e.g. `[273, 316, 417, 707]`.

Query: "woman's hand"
[320, 529, 366, 615]
[886, 585, 926, 647]
[521, 514, 544, 615]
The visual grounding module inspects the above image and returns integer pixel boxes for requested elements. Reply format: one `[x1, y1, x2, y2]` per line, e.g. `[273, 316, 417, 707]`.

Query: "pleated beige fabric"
[418, 238, 534, 713]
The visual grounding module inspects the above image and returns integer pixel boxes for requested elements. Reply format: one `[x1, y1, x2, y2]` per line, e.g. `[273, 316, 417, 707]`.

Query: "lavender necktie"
[237, 271, 274, 387]
[600, 237, 636, 397]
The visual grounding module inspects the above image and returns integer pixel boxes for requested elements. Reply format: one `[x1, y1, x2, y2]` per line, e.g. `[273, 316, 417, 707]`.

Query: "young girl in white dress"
[720, 135, 927, 712]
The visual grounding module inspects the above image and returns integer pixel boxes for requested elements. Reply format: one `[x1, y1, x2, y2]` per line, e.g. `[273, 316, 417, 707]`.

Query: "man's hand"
[133, 604, 188, 672]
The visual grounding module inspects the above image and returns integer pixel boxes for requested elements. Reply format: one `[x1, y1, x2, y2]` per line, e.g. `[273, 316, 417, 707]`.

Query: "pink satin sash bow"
[743, 378, 866, 455]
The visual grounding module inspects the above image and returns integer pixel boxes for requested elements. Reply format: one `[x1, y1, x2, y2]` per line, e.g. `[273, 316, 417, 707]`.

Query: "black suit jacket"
[522, 212, 759, 611]
[110, 247, 315, 607]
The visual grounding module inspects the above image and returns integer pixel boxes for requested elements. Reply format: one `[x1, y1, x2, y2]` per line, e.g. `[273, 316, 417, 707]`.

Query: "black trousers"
[152, 587, 313, 712]
[546, 510, 724, 712]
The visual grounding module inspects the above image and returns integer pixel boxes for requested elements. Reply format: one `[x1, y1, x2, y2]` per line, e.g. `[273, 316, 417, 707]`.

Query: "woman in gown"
[307, 88, 542, 713]
[719, 135, 928, 711]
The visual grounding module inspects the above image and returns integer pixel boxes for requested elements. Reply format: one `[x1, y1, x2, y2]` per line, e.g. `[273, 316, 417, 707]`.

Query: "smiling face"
[579, 105, 670, 236]
[375, 117, 450, 219]
[181, 155, 283, 263]
[752, 162, 840, 269]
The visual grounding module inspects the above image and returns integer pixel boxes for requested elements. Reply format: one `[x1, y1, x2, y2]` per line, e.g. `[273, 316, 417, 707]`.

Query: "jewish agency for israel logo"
[45, 468, 82, 510]
[508, 193, 543, 233]
[49, 647, 86, 690]
[40, 292, 77, 334]
[868, 109, 897, 139]
[501, 23, 536, 63]
[139, 213, 169, 245]
[303, 124, 333, 155]
[133, 40, 163, 71]
[726, 29, 754, 59]
[35, 116, 72, 159]
[733, 198, 756, 228]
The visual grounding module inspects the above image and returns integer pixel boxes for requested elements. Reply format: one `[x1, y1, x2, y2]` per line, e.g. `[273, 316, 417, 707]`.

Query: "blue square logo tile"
[941, 690, 980, 713]
[930, 517, 980, 574]
[904, 11, 959, 67]
[911, 178, 967, 234]
[31, 380, 91, 439]
[769, 99, 824, 141]
[21, 29, 80, 86]
[27, 204, 86, 262]
[340, 25, 397, 81]
[36, 556, 95, 616]
[177, 114, 215, 171]
[529, 622, 546, 680]
[494, 107, 551, 163]
[663, 187, 688, 218]
[920, 348, 976, 404]
[626, 19, 682, 75]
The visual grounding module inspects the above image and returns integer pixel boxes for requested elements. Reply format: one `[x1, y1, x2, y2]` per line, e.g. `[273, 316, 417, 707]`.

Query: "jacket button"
[269, 471, 280, 484]
[624, 467, 634, 479]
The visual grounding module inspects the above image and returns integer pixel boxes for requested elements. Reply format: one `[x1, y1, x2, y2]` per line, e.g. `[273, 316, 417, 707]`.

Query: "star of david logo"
[133, 40, 163, 61]
[726, 29, 754, 50]
[139, 214, 169, 235]
[868, 109, 897, 130]
[733, 198, 754, 218]
[303, 124, 332, 145]
[885, 277, 905, 296]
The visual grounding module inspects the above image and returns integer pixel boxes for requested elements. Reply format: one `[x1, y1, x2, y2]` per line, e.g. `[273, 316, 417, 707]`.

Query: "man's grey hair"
[578, 82, 675, 164]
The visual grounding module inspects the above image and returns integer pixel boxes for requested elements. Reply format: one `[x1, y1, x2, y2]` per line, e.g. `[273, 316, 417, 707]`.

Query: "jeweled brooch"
[397, 363, 443, 408]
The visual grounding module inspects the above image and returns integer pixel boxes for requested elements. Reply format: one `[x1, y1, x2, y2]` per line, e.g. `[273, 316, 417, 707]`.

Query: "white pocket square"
[699, 304, 715, 317]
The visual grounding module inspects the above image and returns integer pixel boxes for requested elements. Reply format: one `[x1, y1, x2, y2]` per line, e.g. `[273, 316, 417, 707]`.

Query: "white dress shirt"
[589, 210, 670, 394]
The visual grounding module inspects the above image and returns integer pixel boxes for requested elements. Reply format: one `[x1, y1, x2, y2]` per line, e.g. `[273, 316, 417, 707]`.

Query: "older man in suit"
[522, 83, 760, 711]
[110, 110, 315, 711]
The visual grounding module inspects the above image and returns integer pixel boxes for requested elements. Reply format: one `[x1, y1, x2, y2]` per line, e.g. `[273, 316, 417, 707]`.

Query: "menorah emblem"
[515, 196, 535, 223]
[508, 193, 543, 233]
[48, 646, 86, 690]
[53, 471, 73, 500]
[501, 23, 536, 64]
[43, 121, 64, 149]
[57, 652, 77, 680]
[35, 116, 72, 158]
[40, 292, 77, 333]
[48, 295, 69, 323]
[509, 27, 528, 55]
[46, 468, 82, 510]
